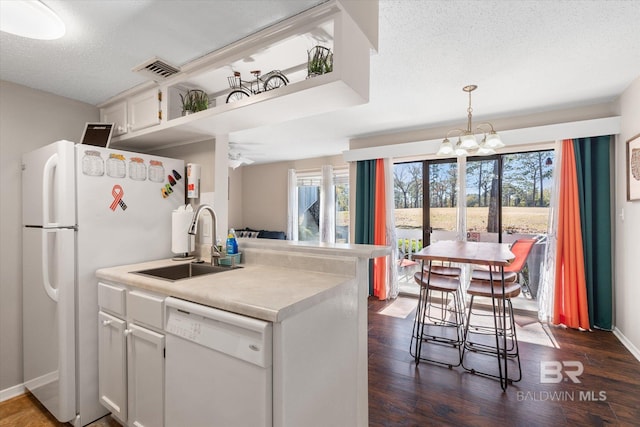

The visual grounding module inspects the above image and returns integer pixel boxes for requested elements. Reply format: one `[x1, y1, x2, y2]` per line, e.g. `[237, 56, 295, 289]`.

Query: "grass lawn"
[395, 207, 549, 234]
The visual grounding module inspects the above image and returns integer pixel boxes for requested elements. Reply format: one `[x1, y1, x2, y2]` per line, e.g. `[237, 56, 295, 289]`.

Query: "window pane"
[429, 161, 457, 243]
[394, 162, 423, 295]
[298, 185, 320, 241]
[502, 150, 555, 237]
[502, 150, 555, 300]
[394, 162, 423, 227]
[335, 183, 349, 243]
[466, 157, 499, 242]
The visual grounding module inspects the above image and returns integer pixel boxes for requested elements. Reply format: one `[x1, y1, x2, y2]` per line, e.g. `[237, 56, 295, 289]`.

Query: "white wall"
[241, 155, 347, 234]
[154, 139, 215, 195]
[614, 76, 640, 358]
[0, 81, 98, 394]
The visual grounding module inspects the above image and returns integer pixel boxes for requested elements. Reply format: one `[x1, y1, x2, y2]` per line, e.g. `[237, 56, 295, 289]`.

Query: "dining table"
[412, 240, 515, 390]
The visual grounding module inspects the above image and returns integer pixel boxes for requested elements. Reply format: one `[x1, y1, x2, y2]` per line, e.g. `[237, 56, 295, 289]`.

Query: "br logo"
[540, 361, 583, 383]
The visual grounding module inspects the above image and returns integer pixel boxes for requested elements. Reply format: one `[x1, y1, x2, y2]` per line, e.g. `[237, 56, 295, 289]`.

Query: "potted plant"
[180, 89, 209, 115]
[307, 46, 333, 78]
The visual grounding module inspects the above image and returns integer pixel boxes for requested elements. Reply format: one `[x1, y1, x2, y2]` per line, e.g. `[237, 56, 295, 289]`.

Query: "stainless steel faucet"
[188, 204, 222, 266]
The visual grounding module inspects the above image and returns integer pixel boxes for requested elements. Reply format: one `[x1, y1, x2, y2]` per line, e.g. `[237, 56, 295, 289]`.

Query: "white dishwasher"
[164, 297, 273, 427]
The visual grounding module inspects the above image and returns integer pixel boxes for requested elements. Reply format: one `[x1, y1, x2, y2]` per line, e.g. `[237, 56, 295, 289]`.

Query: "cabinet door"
[101, 101, 128, 136]
[98, 311, 127, 422]
[129, 89, 161, 132]
[127, 323, 165, 427]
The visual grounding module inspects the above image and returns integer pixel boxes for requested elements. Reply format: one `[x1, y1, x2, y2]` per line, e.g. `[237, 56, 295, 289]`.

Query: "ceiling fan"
[228, 149, 255, 169]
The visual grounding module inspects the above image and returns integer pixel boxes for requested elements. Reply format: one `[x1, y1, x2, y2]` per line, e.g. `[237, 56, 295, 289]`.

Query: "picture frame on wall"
[627, 133, 640, 201]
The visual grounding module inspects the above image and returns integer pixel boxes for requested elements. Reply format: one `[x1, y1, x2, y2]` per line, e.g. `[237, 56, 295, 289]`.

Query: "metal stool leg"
[461, 280, 522, 387]
[411, 269, 465, 368]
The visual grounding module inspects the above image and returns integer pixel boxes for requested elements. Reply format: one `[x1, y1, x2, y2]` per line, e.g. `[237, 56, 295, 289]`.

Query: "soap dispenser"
[226, 229, 238, 255]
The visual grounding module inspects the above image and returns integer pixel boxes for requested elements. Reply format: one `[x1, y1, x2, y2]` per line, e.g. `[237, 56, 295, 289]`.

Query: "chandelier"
[437, 85, 504, 157]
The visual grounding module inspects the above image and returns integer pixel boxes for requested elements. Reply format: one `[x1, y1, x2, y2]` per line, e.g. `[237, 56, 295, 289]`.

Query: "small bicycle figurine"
[225, 70, 289, 103]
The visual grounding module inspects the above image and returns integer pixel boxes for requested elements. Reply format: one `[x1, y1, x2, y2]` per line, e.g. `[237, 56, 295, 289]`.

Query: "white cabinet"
[129, 90, 162, 132]
[127, 323, 164, 427]
[102, 101, 128, 137]
[98, 282, 165, 427]
[101, 88, 161, 137]
[98, 311, 127, 422]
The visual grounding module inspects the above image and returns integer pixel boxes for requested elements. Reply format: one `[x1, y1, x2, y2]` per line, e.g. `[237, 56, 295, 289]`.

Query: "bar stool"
[461, 276, 522, 384]
[429, 265, 462, 278]
[410, 268, 465, 368]
[470, 238, 537, 296]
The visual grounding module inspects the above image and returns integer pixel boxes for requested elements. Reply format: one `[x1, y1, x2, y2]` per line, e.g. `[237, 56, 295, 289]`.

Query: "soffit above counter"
[342, 116, 622, 162]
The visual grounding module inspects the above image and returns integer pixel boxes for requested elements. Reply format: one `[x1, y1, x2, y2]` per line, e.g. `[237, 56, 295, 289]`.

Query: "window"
[297, 175, 321, 241]
[334, 172, 350, 243]
[291, 167, 349, 243]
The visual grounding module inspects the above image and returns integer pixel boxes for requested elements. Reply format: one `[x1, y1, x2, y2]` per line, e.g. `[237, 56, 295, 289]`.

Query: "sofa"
[236, 228, 286, 240]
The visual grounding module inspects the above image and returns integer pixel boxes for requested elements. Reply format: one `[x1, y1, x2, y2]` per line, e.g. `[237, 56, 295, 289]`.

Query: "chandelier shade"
[437, 85, 503, 157]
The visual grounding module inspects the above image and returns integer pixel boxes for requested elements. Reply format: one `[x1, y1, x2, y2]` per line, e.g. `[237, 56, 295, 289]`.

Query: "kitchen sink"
[132, 262, 242, 281]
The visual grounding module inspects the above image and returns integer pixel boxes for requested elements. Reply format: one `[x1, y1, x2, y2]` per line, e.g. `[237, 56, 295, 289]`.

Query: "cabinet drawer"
[98, 282, 126, 316]
[127, 290, 164, 330]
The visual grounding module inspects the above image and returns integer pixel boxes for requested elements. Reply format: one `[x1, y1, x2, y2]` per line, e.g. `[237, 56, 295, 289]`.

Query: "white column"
[320, 165, 335, 243]
[287, 169, 298, 241]
[213, 134, 229, 240]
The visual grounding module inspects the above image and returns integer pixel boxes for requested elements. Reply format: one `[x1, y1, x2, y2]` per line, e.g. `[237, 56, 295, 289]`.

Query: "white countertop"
[96, 240, 390, 322]
[95, 258, 352, 323]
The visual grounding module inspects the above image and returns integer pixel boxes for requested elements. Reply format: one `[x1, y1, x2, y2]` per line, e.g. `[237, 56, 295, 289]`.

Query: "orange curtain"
[553, 140, 590, 329]
[373, 159, 387, 299]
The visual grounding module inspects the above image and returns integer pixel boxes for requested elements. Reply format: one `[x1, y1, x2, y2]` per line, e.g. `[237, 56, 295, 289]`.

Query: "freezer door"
[22, 140, 76, 227]
[75, 146, 186, 268]
[23, 227, 76, 422]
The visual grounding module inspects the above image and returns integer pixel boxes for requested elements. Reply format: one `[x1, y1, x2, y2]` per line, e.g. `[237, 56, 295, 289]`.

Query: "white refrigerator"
[22, 140, 186, 425]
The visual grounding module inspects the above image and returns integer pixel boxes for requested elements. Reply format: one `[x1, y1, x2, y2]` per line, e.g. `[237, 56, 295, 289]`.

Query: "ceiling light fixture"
[437, 85, 504, 157]
[0, 0, 65, 40]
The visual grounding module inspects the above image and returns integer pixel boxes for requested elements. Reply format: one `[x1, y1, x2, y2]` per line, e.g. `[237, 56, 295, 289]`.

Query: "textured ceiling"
[1, 0, 640, 164]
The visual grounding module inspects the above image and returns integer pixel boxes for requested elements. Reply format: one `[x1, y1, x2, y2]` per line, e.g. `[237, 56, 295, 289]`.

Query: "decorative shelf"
[101, 0, 376, 152]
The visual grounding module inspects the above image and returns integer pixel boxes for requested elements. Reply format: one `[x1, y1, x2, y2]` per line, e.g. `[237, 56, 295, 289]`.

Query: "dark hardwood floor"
[3, 297, 639, 426]
[368, 296, 640, 426]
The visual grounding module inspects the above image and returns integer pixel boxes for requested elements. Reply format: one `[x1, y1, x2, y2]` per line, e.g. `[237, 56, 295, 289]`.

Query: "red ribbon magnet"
[110, 185, 127, 211]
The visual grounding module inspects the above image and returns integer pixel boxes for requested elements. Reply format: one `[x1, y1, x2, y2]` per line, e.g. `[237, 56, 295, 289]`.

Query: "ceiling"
[2, 0, 640, 164]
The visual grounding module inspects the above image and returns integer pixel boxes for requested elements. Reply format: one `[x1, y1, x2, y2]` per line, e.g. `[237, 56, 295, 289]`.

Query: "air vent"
[132, 57, 181, 81]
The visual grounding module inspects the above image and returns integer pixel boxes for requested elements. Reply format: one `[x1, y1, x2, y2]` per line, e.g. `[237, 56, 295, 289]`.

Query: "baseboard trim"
[613, 327, 640, 362]
[0, 383, 25, 403]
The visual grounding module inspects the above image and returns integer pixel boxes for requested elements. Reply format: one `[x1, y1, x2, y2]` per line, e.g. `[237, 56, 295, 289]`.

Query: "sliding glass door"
[394, 159, 457, 294]
[394, 149, 554, 301]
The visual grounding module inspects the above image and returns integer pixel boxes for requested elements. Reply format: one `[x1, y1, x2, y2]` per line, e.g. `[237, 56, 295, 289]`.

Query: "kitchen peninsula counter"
[96, 239, 389, 322]
[96, 239, 388, 427]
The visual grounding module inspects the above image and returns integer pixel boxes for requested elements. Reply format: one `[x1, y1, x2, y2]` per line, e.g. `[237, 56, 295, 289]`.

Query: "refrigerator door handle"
[42, 152, 59, 228]
[41, 230, 59, 303]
